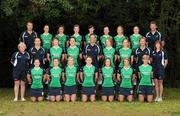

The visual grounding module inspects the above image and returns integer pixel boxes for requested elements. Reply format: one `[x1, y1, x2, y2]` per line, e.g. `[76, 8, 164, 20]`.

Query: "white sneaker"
[13, 98, 18, 102]
[21, 98, 26, 101]
[158, 97, 163, 102]
[154, 97, 159, 102]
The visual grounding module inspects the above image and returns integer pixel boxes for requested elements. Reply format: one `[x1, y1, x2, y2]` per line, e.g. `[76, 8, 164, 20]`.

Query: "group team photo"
[11, 21, 168, 103]
[0, 0, 179, 116]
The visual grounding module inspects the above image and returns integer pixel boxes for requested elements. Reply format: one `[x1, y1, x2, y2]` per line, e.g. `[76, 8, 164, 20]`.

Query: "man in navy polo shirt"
[20, 21, 38, 50]
[146, 21, 165, 49]
[83, 34, 101, 68]
[29, 38, 46, 68]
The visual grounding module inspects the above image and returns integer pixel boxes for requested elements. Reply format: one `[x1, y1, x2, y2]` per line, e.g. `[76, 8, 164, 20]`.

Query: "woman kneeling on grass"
[63, 57, 79, 102]
[46, 58, 63, 102]
[80, 56, 98, 102]
[99, 58, 116, 102]
[138, 55, 154, 103]
[27, 59, 46, 102]
[117, 58, 135, 102]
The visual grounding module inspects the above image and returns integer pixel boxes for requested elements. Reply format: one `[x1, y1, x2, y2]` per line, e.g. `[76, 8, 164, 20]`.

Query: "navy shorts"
[13, 70, 26, 81]
[30, 88, 44, 97]
[101, 87, 115, 96]
[138, 85, 154, 95]
[48, 87, 62, 96]
[119, 87, 133, 96]
[153, 67, 165, 80]
[82, 87, 96, 96]
[64, 85, 77, 95]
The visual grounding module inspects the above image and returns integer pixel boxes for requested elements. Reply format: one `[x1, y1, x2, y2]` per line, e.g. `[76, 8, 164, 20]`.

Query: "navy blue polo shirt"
[29, 46, 46, 67]
[83, 43, 101, 67]
[146, 31, 164, 49]
[20, 31, 38, 50]
[133, 47, 152, 66]
[152, 50, 168, 68]
[11, 51, 30, 70]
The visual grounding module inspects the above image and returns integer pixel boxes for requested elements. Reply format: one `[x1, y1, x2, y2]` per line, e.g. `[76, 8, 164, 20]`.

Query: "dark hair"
[26, 21, 33, 25]
[154, 40, 163, 51]
[69, 36, 76, 42]
[88, 25, 95, 29]
[85, 56, 93, 60]
[104, 58, 112, 67]
[89, 33, 96, 38]
[150, 21, 157, 26]
[74, 24, 80, 28]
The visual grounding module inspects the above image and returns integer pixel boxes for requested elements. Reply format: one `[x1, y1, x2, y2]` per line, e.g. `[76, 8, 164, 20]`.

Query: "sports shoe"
[21, 98, 26, 101]
[13, 98, 18, 102]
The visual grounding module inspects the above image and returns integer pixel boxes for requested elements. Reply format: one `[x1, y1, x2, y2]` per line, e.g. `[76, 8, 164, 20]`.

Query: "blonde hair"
[68, 56, 74, 61]
[142, 55, 150, 60]
[18, 42, 26, 50]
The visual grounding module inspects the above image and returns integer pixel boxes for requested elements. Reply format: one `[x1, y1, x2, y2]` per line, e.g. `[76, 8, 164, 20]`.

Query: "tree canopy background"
[0, 0, 179, 87]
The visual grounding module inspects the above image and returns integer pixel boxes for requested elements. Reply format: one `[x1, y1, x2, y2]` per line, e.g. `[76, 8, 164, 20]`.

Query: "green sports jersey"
[120, 67, 133, 88]
[49, 67, 62, 87]
[72, 34, 82, 47]
[139, 65, 153, 86]
[82, 65, 96, 87]
[114, 35, 126, 52]
[102, 67, 114, 87]
[67, 46, 79, 66]
[130, 34, 142, 50]
[30, 68, 44, 89]
[40, 33, 53, 50]
[55, 34, 67, 49]
[85, 33, 97, 44]
[119, 48, 132, 68]
[49, 46, 63, 67]
[100, 35, 113, 48]
[65, 65, 77, 86]
[103, 47, 115, 67]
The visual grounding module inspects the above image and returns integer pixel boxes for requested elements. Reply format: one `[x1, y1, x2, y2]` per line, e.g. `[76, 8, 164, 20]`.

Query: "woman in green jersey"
[114, 26, 127, 52]
[27, 59, 46, 102]
[80, 56, 98, 102]
[66, 37, 82, 67]
[130, 26, 142, 51]
[55, 25, 68, 52]
[46, 58, 63, 102]
[40, 25, 53, 52]
[47, 38, 64, 67]
[63, 57, 79, 102]
[138, 55, 154, 103]
[103, 38, 116, 68]
[117, 58, 135, 102]
[118, 39, 133, 69]
[100, 26, 113, 48]
[100, 58, 115, 102]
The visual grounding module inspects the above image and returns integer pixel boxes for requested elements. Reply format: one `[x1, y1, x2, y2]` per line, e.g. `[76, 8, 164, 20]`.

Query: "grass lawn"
[0, 88, 180, 116]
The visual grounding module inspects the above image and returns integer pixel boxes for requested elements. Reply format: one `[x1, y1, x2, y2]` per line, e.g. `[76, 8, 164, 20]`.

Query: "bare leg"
[119, 95, 125, 102]
[159, 80, 163, 99]
[64, 94, 70, 102]
[101, 96, 107, 102]
[82, 94, 87, 102]
[56, 95, 61, 102]
[20, 81, 26, 100]
[71, 94, 76, 102]
[138, 94, 144, 102]
[154, 79, 159, 99]
[90, 95, 95, 102]
[31, 97, 36, 102]
[108, 96, 114, 102]
[147, 95, 153, 103]
[127, 95, 133, 102]
[38, 97, 43, 102]
[50, 96, 55, 102]
[14, 81, 20, 101]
